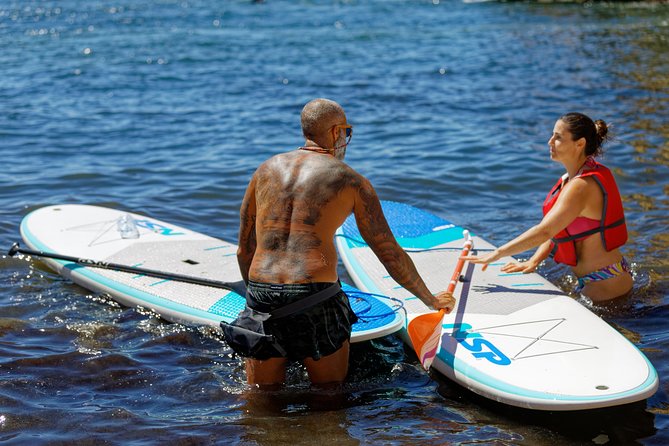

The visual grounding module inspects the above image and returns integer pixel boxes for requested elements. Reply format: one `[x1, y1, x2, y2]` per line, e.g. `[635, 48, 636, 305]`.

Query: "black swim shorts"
[243, 280, 358, 361]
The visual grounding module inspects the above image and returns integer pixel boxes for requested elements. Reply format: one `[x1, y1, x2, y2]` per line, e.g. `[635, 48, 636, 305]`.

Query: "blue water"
[1, 0, 668, 444]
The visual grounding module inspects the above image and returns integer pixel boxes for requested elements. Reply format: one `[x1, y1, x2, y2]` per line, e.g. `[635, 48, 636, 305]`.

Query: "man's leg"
[304, 341, 350, 385]
[245, 357, 287, 387]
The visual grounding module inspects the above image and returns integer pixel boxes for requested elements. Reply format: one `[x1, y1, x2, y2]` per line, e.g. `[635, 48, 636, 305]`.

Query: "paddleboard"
[19, 204, 403, 343]
[336, 200, 658, 410]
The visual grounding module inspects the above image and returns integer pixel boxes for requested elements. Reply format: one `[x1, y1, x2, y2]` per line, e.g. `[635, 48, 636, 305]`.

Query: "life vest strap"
[552, 217, 625, 245]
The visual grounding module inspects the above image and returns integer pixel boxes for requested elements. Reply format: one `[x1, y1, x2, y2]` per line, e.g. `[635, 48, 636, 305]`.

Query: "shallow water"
[1, 0, 668, 444]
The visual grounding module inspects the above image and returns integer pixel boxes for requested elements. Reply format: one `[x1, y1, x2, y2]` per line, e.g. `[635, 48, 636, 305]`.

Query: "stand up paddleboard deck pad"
[336, 201, 658, 410]
[20, 204, 403, 343]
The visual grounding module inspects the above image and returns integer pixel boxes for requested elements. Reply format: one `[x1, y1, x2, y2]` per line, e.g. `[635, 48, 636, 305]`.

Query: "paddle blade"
[408, 310, 445, 370]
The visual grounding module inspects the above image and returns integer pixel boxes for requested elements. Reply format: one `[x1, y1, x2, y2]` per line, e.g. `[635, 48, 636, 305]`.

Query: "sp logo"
[443, 323, 511, 366]
[135, 219, 185, 236]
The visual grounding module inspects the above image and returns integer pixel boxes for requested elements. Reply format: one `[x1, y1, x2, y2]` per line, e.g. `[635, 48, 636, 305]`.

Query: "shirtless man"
[235, 98, 455, 387]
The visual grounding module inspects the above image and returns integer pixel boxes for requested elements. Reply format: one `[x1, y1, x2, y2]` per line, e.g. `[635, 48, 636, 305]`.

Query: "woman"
[463, 112, 632, 302]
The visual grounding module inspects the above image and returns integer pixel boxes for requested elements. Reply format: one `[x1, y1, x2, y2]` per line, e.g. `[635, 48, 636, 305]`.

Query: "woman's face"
[548, 119, 583, 163]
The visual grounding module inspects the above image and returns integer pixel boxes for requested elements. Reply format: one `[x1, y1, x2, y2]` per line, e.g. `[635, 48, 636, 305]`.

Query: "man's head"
[301, 98, 352, 160]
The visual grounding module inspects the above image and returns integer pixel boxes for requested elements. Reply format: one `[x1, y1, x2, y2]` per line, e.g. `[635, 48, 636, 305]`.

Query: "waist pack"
[221, 282, 341, 359]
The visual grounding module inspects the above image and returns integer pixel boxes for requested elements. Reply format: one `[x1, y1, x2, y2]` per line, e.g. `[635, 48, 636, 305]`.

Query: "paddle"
[7, 242, 247, 295]
[408, 230, 473, 370]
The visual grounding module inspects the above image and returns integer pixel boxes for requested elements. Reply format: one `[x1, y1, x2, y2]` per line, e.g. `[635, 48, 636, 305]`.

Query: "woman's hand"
[460, 249, 502, 271]
[500, 259, 539, 274]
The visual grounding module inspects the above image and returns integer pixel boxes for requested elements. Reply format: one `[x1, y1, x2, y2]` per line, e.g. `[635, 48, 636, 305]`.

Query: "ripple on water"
[1, 1, 668, 444]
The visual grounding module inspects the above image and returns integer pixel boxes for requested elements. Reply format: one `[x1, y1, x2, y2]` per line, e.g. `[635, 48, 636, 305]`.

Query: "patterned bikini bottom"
[576, 257, 631, 292]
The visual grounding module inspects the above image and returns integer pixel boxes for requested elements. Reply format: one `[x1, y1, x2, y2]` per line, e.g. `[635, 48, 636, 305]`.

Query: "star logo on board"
[62, 217, 185, 247]
[442, 319, 598, 363]
[62, 219, 122, 246]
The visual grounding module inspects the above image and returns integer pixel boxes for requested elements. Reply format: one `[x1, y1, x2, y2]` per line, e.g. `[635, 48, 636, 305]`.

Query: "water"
[1, 0, 668, 444]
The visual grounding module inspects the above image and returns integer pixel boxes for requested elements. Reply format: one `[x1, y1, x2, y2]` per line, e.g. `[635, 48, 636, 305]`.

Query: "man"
[235, 98, 455, 387]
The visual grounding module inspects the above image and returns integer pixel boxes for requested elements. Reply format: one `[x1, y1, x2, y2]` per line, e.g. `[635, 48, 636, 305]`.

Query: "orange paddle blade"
[408, 232, 474, 370]
[408, 309, 445, 369]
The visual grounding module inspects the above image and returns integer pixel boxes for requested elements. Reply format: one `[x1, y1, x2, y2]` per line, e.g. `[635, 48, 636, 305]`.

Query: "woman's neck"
[564, 155, 589, 179]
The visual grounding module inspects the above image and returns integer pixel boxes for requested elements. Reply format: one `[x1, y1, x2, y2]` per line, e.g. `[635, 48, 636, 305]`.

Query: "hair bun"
[594, 119, 609, 146]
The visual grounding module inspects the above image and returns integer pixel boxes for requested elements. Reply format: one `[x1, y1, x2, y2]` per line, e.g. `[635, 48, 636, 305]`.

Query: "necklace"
[298, 146, 333, 156]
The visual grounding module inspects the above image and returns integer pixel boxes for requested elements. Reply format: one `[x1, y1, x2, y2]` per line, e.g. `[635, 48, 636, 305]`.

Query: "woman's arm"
[463, 177, 590, 269]
[500, 239, 553, 273]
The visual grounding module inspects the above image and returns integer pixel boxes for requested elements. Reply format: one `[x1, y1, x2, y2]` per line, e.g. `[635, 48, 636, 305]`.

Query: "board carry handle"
[446, 230, 473, 294]
[7, 242, 247, 295]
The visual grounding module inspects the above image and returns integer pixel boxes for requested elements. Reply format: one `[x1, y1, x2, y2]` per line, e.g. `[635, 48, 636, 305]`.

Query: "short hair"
[301, 98, 345, 140]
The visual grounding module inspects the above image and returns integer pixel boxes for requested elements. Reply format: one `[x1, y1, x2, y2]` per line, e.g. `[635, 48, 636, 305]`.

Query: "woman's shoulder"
[565, 175, 593, 191]
[556, 176, 601, 207]
[570, 175, 605, 197]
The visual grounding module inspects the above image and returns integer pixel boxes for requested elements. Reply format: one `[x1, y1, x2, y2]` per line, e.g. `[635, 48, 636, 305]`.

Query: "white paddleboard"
[19, 204, 403, 343]
[336, 200, 658, 410]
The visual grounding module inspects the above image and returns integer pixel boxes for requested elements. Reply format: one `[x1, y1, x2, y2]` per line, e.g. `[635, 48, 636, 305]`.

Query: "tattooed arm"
[237, 173, 258, 284]
[353, 176, 454, 312]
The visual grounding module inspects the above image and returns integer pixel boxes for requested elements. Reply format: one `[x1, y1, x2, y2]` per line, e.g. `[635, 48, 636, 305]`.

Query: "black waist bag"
[221, 282, 341, 359]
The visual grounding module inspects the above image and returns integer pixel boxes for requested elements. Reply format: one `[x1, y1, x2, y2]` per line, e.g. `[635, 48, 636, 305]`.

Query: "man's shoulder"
[256, 151, 294, 171]
[259, 150, 369, 184]
[264, 149, 307, 165]
[328, 159, 368, 185]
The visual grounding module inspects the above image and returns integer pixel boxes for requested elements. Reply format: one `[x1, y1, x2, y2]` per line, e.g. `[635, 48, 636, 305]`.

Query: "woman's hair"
[560, 112, 610, 157]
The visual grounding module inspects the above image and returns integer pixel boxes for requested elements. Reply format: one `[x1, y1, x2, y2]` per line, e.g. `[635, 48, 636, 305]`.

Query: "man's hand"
[431, 291, 456, 313]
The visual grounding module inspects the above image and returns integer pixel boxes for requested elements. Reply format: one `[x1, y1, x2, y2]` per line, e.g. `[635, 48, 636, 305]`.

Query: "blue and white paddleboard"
[336, 201, 658, 410]
[20, 204, 403, 343]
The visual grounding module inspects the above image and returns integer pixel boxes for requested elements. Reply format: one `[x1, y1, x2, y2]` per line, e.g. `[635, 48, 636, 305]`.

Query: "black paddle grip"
[8, 242, 20, 257]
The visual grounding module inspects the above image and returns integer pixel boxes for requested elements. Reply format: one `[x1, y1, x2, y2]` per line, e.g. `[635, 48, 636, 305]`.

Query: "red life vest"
[542, 159, 627, 266]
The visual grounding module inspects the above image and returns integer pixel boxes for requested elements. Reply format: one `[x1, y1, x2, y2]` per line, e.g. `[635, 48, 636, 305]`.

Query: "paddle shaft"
[8, 243, 243, 292]
[446, 238, 474, 294]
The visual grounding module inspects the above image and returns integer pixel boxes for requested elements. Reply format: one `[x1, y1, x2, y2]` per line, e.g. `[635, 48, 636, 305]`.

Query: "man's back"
[232, 98, 453, 387]
[246, 149, 360, 284]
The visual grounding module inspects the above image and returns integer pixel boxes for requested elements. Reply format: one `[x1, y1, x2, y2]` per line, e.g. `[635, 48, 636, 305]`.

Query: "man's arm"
[353, 176, 451, 310]
[237, 174, 258, 284]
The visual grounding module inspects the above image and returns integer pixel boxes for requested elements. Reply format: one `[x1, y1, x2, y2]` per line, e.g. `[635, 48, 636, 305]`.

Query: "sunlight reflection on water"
[0, 1, 668, 444]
